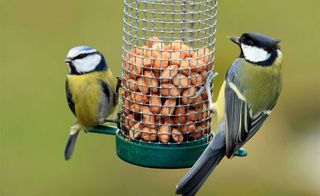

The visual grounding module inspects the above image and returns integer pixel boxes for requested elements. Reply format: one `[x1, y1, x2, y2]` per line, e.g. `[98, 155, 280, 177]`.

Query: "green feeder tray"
[89, 125, 247, 169]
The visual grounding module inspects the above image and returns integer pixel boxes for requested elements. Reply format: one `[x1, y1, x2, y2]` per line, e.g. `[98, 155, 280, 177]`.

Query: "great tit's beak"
[228, 36, 240, 45]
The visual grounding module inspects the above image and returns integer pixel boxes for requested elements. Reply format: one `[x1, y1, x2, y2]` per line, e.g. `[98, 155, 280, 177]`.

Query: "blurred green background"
[1, 0, 320, 195]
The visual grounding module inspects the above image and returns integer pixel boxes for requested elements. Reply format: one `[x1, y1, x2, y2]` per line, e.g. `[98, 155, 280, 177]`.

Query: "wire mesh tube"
[121, 0, 217, 145]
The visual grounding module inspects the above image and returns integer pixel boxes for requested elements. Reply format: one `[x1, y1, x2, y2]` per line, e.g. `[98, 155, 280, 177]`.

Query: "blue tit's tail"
[175, 121, 227, 196]
[64, 124, 81, 160]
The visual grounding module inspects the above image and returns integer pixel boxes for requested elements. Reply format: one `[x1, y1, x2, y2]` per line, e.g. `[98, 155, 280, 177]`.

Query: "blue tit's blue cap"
[67, 46, 98, 59]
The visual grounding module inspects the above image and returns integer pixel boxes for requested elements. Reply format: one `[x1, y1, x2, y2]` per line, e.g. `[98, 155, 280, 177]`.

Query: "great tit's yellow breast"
[241, 61, 282, 113]
[212, 81, 226, 130]
[67, 72, 110, 128]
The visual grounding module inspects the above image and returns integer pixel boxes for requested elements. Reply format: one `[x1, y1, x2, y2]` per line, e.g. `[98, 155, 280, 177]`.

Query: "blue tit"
[176, 32, 283, 195]
[64, 46, 119, 160]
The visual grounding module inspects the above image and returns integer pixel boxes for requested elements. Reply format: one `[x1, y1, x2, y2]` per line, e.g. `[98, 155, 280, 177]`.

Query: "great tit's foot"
[192, 71, 218, 98]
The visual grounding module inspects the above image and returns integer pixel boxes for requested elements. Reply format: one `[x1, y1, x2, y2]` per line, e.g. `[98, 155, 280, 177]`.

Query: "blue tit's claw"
[233, 147, 248, 157]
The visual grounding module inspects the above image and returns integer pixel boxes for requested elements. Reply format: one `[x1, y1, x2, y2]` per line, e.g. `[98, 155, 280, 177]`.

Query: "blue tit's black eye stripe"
[72, 52, 98, 60]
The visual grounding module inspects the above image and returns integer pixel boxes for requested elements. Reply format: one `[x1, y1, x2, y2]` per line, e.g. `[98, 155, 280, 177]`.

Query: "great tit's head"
[229, 32, 281, 66]
[65, 46, 107, 75]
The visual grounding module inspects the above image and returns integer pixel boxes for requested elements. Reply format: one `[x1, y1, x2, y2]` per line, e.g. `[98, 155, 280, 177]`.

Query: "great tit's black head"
[65, 46, 107, 75]
[229, 32, 281, 66]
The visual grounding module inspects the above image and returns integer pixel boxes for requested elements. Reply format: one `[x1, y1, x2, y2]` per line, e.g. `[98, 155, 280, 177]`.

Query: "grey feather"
[64, 130, 80, 160]
[97, 80, 114, 123]
[225, 60, 270, 158]
[176, 122, 227, 196]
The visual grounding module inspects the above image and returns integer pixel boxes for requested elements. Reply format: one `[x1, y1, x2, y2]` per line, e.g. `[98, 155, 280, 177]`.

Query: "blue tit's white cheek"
[67, 64, 72, 74]
[241, 44, 271, 63]
[73, 54, 102, 73]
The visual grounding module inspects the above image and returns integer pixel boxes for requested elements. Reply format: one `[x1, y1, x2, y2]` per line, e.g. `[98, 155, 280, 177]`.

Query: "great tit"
[64, 46, 119, 160]
[176, 32, 283, 195]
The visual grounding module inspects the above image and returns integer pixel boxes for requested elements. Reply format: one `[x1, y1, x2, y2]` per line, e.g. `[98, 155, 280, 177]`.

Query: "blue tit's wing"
[224, 60, 270, 158]
[96, 80, 112, 123]
[65, 80, 76, 116]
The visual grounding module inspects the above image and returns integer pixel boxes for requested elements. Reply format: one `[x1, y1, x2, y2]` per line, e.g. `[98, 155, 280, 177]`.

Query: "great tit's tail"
[64, 124, 81, 160]
[175, 122, 226, 196]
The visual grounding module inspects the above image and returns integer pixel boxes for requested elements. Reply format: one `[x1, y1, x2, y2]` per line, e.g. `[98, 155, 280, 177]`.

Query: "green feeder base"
[88, 125, 247, 169]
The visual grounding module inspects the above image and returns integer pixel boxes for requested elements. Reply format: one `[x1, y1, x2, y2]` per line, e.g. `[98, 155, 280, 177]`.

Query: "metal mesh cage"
[121, 0, 217, 145]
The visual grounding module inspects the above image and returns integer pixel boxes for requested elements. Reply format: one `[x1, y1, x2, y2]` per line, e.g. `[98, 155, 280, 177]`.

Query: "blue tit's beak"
[64, 58, 72, 64]
[228, 36, 240, 45]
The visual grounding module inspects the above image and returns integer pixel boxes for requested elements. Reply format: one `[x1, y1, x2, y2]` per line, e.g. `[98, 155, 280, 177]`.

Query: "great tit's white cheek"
[241, 44, 271, 63]
[73, 54, 101, 73]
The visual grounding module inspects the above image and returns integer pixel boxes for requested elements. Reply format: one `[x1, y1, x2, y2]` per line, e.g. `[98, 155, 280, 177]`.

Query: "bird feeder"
[89, 0, 246, 169]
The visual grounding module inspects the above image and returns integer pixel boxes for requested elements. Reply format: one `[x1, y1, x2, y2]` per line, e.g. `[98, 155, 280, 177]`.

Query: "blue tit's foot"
[103, 112, 121, 127]
[104, 119, 120, 124]
[233, 147, 248, 157]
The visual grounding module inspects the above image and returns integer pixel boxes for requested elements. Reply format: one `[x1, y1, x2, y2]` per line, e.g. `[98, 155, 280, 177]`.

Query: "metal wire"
[121, 0, 217, 145]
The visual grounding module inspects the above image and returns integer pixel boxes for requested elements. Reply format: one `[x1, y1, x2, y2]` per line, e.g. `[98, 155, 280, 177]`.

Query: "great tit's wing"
[224, 59, 270, 158]
[65, 80, 76, 116]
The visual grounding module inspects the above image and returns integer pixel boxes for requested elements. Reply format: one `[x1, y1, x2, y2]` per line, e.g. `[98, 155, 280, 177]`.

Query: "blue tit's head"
[64, 46, 107, 75]
[229, 32, 282, 66]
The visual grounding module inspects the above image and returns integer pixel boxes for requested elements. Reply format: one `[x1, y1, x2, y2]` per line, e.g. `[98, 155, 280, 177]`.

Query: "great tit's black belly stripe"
[65, 80, 76, 116]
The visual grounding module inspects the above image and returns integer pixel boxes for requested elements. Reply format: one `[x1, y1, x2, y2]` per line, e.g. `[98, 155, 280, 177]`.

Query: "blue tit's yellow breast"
[67, 72, 108, 128]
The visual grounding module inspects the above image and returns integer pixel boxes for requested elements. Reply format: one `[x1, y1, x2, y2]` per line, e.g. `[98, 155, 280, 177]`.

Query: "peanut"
[124, 114, 135, 128]
[129, 103, 141, 112]
[190, 72, 203, 86]
[159, 124, 171, 144]
[149, 95, 161, 114]
[161, 83, 180, 97]
[172, 128, 184, 143]
[141, 127, 158, 141]
[180, 59, 192, 75]
[136, 77, 149, 94]
[144, 71, 159, 93]
[170, 52, 186, 66]
[180, 122, 196, 134]
[187, 109, 199, 121]
[173, 106, 187, 124]
[131, 92, 149, 104]
[153, 51, 169, 70]
[141, 106, 155, 124]
[145, 37, 161, 48]
[126, 79, 138, 91]
[181, 86, 196, 104]
[129, 122, 142, 139]
[160, 65, 179, 82]
[161, 99, 176, 115]
[190, 59, 205, 73]
[152, 42, 166, 51]
[173, 74, 189, 88]
[192, 47, 212, 64]
[190, 125, 203, 139]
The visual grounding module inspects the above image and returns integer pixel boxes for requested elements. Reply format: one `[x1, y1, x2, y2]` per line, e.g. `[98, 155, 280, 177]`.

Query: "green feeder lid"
[88, 125, 247, 169]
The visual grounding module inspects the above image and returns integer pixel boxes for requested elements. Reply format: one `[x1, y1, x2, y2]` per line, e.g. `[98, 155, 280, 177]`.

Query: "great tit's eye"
[247, 40, 254, 46]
